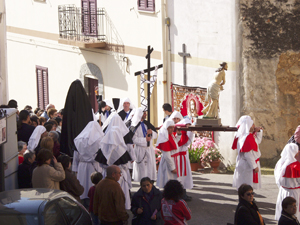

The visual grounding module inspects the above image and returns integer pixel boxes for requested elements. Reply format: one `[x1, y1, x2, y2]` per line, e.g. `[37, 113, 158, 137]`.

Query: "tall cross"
[135, 45, 163, 122]
[178, 43, 191, 86]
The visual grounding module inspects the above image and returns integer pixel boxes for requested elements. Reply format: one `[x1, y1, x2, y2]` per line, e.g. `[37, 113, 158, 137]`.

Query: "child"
[88, 172, 103, 225]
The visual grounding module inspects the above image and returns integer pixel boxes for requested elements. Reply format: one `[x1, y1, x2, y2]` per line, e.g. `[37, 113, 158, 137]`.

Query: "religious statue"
[201, 62, 228, 118]
[188, 99, 198, 121]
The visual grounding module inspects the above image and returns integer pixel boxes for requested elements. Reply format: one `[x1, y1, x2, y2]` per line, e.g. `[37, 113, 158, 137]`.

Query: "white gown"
[275, 172, 300, 221]
[132, 124, 157, 181]
[232, 130, 263, 190]
[177, 131, 194, 189]
[72, 151, 104, 199]
[156, 135, 180, 189]
[118, 164, 132, 210]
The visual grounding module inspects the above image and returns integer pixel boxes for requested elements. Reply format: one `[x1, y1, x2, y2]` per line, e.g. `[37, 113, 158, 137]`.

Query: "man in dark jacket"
[278, 196, 300, 225]
[18, 152, 36, 188]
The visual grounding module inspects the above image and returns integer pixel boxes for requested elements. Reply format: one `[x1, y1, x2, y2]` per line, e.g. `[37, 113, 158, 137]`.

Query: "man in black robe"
[60, 80, 94, 156]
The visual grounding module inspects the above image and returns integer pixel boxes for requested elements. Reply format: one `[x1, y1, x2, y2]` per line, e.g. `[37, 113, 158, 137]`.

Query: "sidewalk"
[131, 172, 278, 225]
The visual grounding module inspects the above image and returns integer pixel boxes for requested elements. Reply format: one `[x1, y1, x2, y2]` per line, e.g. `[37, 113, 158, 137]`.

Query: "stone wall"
[239, 0, 300, 167]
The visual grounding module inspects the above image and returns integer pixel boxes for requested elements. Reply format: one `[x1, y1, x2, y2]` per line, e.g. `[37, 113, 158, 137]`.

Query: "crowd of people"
[4, 82, 300, 224]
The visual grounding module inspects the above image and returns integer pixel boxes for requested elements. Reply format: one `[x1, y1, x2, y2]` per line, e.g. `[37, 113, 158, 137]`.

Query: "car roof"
[0, 188, 69, 215]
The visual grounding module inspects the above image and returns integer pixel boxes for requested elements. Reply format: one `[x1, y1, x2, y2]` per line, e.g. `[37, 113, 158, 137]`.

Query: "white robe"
[177, 132, 194, 189]
[275, 173, 300, 221]
[72, 151, 103, 199]
[118, 164, 132, 210]
[232, 130, 263, 190]
[156, 135, 180, 189]
[132, 124, 157, 181]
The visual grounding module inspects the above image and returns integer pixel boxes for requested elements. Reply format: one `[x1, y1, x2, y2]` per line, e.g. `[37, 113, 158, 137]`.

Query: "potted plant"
[200, 138, 224, 173]
[155, 148, 162, 170]
[188, 137, 205, 171]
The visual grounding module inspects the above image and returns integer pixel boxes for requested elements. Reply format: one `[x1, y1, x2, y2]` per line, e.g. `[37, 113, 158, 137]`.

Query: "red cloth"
[157, 134, 177, 152]
[161, 199, 191, 225]
[232, 137, 238, 150]
[253, 158, 259, 183]
[88, 185, 96, 212]
[178, 131, 189, 147]
[18, 156, 24, 165]
[171, 151, 187, 177]
[239, 134, 258, 153]
[283, 161, 300, 178]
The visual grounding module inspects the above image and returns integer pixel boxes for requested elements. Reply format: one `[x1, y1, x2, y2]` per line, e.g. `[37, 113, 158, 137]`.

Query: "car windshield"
[0, 214, 38, 225]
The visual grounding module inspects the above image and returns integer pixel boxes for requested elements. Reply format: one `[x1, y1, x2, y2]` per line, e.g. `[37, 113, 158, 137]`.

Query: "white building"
[6, 0, 239, 164]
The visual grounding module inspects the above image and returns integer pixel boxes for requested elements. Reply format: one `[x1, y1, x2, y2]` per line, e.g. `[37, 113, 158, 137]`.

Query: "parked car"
[0, 188, 92, 225]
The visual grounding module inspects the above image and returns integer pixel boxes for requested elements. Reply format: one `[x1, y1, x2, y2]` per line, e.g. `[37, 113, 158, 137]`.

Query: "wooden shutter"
[36, 66, 49, 110]
[138, 0, 155, 12]
[82, 0, 97, 36]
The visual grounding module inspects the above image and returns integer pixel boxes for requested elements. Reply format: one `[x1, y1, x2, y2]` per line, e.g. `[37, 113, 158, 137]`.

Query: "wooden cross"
[178, 43, 191, 86]
[135, 45, 163, 122]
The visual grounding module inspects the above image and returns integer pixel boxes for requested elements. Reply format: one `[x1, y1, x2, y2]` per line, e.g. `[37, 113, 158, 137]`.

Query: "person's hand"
[151, 215, 157, 220]
[171, 169, 177, 174]
[147, 129, 152, 134]
[146, 135, 151, 142]
[254, 167, 259, 173]
[137, 208, 143, 214]
[254, 127, 262, 132]
[53, 156, 57, 164]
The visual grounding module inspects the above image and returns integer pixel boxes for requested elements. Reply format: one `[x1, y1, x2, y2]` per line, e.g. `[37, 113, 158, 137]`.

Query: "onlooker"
[40, 136, 54, 152]
[38, 116, 47, 125]
[8, 99, 18, 109]
[30, 115, 39, 127]
[41, 104, 55, 120]
[93, 165, 129, 225]
[57, 155, 84, 202]
[234, 184, 265, 225]
[58, 108, 64, 119]
[36, 110, 44, 117]
[32, 149, 65, 190]
[47, 108, 58, 120]
[18, 152, 36, 188]
[162, 103, 172, 123]
[161, 180, 191, 225]
[49, 131, 61, 158]
[17, 110, 35, 143]
[278, 196, 300, 225]
[48, 119, 58, 131]
[88, 172, 103, 225]
[24, 105, 33, 114]
[131, 177, 163, 225]
[44, 122, 53, 132]
[18, 141, 27, 165]
[34, 107, 41, 115]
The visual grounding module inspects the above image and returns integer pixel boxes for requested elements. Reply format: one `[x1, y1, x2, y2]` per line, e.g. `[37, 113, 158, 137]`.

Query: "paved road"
[130, 172, 278, 225]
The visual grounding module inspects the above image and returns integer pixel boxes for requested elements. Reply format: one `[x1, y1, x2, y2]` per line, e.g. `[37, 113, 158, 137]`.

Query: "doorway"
[84, 75, 98, 113]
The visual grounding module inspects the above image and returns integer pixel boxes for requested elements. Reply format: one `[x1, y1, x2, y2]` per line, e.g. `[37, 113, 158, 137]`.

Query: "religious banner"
[171, 83, 213, 139]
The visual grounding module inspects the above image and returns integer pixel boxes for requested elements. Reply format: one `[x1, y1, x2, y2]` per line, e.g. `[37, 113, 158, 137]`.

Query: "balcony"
[58, 5, 124, 52]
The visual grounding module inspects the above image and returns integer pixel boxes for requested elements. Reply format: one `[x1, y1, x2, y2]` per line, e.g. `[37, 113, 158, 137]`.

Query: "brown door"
[88, 78, 98, 113]
[82, 0, 97, 36]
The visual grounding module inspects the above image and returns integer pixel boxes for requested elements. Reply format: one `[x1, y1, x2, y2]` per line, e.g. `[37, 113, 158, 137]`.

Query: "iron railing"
[58, 5, 124, 53]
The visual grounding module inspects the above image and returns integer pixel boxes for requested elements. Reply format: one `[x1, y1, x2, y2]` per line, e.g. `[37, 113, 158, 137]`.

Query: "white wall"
[168, 0, 238, 164]
[0, 0, 7, 105]
[5, 0, 164, 123]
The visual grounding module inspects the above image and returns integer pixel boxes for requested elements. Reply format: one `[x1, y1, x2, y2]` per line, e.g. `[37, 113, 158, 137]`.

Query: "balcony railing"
[58, 4, 124, 53]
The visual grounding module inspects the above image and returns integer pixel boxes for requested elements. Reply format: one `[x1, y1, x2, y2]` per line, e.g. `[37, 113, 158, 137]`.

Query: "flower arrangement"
[188, 137, 205, 163]
[200, 137, 224, 164]
[155, 148, 162, 165]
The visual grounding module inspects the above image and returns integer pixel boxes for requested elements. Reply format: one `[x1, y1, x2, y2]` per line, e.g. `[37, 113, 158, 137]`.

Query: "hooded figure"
[176, 118, 194, 190]
[118, 97, 135, 122]
[287, 125, 300, 150]
[232, 115, 263, 190]
[60, 80, 94, 156]
[99, 99, 115, 124]
[98, 126, 132, 210]
[274, 143, 300, 221]
[156, 119, 181, 188]
[130, 107, 157, 182]
[72, 121, 104, 201]
[27, 125, 47, 153]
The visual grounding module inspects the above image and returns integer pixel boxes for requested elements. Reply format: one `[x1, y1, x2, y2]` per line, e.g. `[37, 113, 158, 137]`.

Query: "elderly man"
[94, 165, 129, 225]
[41, 104, 55, 120]
[118, 97, 135, 122]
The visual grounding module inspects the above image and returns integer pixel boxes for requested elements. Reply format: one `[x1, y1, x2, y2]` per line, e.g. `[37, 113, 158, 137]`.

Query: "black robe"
[118, 109, 132, 121]
[60, 80, 94, 156]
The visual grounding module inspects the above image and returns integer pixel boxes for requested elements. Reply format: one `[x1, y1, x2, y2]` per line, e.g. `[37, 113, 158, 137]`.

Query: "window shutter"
[36, 66, 49, 110]
[81, 0, 98, 36]
[138, 0, 155, 12]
